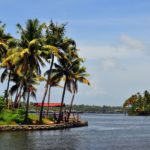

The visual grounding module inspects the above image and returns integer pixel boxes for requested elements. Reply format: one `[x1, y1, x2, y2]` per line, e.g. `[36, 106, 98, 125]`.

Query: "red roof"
[34, 102, 65, 107]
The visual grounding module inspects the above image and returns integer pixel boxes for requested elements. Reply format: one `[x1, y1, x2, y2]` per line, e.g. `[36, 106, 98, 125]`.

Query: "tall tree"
[51, 53, 83, 123]
[16, 19, 45, 123]
[39, 21, 66, 123]
[67, 63, 90, 121]
[0, 35, 17, 107]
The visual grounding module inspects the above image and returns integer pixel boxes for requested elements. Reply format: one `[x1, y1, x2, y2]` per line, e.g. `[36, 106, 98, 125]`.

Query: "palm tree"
[51, 52, 83, 123]
[9, 72, 41, 108]
[39, 45, 59, 123]
[1, 39, 45, 121]
[0, 22, 12, 61]
[1, 44, 18, 108]
[43, 71, 62, 116]
[67, 64, 90, 121]
[16, 19, 45, 123]
[39, 21, 66, 123]
[0, 22, 14, 106]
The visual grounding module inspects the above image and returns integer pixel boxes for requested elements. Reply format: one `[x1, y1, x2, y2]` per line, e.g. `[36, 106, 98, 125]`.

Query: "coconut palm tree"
[43, 71, 62, 116]
[67, 64, 90, 121]
[39, 21, 66, 123]
[0, 42, 18, 107]
[39, 45, 59, 123]
[1, 39, 45, 121]
[0, 22, 12, 61]
[16, 19, 45, 123]
[51, 52, 83, 123]
[0, 22, 15, 106]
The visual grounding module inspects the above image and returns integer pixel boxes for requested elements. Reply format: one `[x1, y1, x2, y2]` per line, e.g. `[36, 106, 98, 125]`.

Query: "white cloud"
[120, 34, 145, 50]
[33, 34, 150, 105]
[76, 34, 150, 105]
[100, 58, 121, 71]
[79, 72, 107, 97]
[78, 34, 147, 60]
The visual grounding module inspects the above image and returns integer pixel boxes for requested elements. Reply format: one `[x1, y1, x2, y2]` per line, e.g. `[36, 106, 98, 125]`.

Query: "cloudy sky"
[1, 0, 150, 106]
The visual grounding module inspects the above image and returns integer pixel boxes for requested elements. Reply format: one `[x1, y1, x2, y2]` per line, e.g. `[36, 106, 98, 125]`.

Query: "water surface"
[0, 114, 150, 150]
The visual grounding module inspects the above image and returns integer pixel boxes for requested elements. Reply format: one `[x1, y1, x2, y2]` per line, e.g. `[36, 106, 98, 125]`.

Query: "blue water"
[0, 114, 150, 150]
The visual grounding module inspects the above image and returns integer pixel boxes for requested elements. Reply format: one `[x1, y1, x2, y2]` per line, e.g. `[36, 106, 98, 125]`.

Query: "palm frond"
[1, 69, 8, 82]
[31, 91, 36, 100]
[9, 84, 19, 96]
[78, 77, 90, 85]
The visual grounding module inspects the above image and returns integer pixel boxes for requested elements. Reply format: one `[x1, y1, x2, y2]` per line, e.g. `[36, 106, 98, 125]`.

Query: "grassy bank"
[0, 109, 53, 125]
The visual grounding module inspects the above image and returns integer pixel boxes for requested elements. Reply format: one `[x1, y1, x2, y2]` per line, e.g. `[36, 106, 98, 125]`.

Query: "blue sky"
[1, 0, 150, 106]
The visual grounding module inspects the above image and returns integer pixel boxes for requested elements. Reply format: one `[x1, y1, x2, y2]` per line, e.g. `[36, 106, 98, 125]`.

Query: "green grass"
[0, 109, 54, 125]
[0, 109, 25, 125]
[28, 114, 54, 125]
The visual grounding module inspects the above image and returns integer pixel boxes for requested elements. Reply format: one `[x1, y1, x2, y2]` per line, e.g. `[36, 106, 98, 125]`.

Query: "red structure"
[34, 102, 65, 107]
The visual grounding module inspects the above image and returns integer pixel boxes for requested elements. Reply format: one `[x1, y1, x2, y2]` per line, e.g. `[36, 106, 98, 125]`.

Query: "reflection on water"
[1, 114, 150, 150]
[0, 130, 78, 150]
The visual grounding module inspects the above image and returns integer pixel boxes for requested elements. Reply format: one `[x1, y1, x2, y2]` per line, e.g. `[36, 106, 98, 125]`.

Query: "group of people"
[53, 111, 69, 123]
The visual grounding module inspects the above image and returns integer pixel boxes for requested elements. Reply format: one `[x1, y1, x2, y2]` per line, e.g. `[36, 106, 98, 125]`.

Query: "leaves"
[1, 69, 8, 82]
[9, 84, 19, 96]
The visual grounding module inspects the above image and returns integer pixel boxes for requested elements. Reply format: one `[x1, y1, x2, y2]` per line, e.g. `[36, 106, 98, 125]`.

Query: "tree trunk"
[14, 84, 23, 108]
[39, 54, 54, 123]
[46, 85, 51, 117]
[14, 86, 19, 105]
[67, 92, 75, 121]
[16, 86, 23, 108]
[57, 79, 67, 123]
[5, 71, 11, 108]
[24, 65, 32, 124]
[24, 90, 30, 124]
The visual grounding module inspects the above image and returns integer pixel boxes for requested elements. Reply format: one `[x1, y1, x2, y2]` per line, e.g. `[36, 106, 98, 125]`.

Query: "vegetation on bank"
[57, 104, 123, 113]
[123, 90, 150, 115]
[70, 105, 123, 113]
[0, 96, 54, 125]
[29, 102, 123, 114]
[0, 19, 90, 124]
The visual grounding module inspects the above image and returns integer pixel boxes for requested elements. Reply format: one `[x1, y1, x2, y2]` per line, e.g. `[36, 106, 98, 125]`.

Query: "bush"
[15, 109, 26, 115]
[11, 114, 24, 124]
[0, 96, 5, 112]
[13, 109, 25, 123]
[0, 109, 25, 124]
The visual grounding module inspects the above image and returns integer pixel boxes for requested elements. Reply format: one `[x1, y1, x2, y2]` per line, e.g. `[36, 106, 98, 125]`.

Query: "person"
[63, 110, 67, 123]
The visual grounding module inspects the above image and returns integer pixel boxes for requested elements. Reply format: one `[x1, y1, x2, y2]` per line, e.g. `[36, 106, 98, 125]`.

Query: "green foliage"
[0, 96, 5, 112]
[68, 104, 123, 113]
[123, 90, 150, 115]
[0, 109, 25, 124]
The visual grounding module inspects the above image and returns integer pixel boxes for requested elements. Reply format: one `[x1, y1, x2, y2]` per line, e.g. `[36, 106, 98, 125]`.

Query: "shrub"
[0, 109, 25, 124]
[0, 96, 5, 112]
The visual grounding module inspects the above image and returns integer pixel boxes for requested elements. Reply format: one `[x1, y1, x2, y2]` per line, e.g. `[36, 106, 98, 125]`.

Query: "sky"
[1, 0, 150, 106]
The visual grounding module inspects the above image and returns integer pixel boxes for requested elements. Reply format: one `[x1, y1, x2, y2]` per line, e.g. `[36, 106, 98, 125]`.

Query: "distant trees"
[123, 90, 150, 115]
[64, 104, 123, 113]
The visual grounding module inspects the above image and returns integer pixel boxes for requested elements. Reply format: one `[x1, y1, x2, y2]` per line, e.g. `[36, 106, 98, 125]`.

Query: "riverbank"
[0, 121, 88, 131]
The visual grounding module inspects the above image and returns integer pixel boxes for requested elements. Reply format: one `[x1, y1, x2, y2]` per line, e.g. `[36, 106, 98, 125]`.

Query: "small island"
[0, 19, 90, 131]
[123, 90, 150, 116]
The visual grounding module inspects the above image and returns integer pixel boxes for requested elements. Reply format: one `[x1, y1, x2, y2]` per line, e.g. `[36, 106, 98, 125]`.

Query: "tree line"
[29, 103, 123, 114]
[67, 104, 123, 113]
[0, 19, 90, 124]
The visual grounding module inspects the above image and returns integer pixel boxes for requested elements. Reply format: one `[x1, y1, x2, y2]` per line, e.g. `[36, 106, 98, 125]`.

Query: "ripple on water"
[1, 114, 150, 150]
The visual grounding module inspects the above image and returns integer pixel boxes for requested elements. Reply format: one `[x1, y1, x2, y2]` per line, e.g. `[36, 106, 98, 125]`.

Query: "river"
[0, 114, 150, 150]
